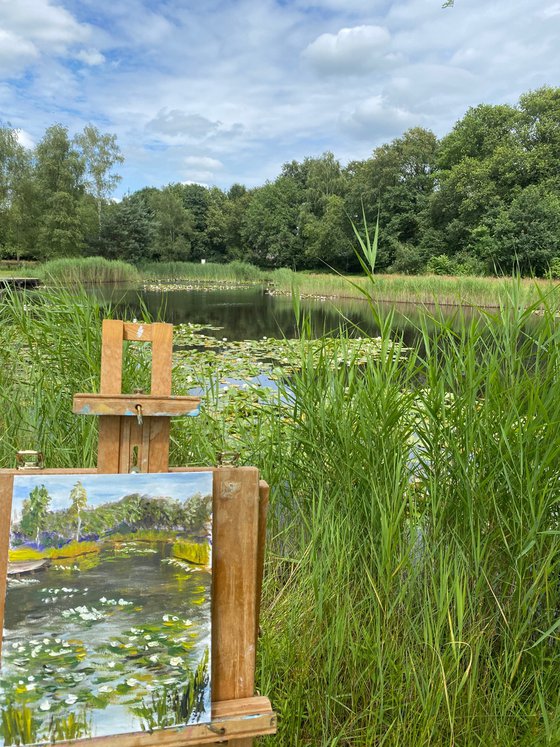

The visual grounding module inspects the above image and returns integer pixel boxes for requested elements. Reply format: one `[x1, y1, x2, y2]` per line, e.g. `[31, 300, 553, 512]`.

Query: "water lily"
[65, 694, 78, 705]
[39, 699, 51, 711]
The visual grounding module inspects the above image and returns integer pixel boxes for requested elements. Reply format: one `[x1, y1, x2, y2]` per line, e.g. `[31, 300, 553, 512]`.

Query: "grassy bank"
[1, 288, 560, 744]
[270, 269, 560, 307]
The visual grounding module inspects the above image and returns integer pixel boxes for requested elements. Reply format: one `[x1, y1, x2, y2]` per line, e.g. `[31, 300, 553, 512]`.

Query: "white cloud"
[0, 28, 38, 73]
[342, 95, 415, 139]
[303, 25, 391, 75]
[540, 4, 560, 18]
[15, 129, 34, 149]
[0, 0, 89, 51]
[184, 156, 223, 170]
[147, 110, 222, 141]
[76, 48, 105, 66]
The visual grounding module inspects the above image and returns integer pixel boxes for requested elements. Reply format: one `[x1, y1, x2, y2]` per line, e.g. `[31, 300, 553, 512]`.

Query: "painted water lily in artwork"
[0, 472, 212, 745]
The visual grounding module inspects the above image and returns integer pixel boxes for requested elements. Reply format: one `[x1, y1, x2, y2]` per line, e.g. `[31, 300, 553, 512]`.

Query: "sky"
[1, 0, 559, 197]
[12, 472, 213, 513]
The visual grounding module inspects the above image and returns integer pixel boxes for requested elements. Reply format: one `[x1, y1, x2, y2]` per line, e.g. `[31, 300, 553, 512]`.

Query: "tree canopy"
[2, 86, 560, 277]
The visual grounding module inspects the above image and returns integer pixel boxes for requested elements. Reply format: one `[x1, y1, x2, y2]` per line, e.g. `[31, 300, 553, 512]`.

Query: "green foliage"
[40, 256, 140, 284]
[20, 485, 51, 544]
[1, 702, 39, 746]
[426, 253, 455, 275]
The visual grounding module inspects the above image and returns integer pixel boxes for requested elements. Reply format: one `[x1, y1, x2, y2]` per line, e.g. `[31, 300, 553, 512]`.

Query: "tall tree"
[20, 485, 51, 545]
[69, 480, 87, 541]
[74, 125, 124, 232]
[34, 125, 85, 258]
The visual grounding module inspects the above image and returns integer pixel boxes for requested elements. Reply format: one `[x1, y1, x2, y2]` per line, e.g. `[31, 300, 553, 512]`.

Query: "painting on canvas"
[0, 471, 213, 745]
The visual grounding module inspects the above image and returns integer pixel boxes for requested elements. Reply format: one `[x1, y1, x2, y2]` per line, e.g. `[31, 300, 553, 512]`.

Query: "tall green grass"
[1, 287, 560, 744]
[40, 257, 140, 285]
[273, 269, 560, 308]
[139, 260, 266, 283]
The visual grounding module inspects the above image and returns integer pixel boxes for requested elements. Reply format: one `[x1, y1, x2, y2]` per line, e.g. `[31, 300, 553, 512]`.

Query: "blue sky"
[1, 0, 559, 196]
[12, 472, 213, 513]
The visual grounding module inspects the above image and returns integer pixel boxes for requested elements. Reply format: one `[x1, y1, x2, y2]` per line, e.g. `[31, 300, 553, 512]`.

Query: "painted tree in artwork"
[20, 485, 51, 545]
[69, 480, 88, 541]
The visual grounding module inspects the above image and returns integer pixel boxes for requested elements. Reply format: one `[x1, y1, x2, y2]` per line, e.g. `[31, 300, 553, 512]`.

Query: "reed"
[272, 269, 560, 308]
[40, 257, 140, 285]
[1, 287, 560, 744]
[171, 539, 210, 566]
[139, 260, 266, 283]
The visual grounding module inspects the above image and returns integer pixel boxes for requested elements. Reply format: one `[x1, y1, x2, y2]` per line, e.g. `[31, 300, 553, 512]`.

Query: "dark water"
[87, 284, 479, 345]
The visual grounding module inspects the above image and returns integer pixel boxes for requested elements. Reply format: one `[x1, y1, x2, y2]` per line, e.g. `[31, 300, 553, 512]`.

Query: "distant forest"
[2, 86, 560, 277]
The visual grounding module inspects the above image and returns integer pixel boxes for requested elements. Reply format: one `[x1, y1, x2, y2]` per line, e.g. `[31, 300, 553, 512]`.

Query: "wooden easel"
[0, 319, 276, 746]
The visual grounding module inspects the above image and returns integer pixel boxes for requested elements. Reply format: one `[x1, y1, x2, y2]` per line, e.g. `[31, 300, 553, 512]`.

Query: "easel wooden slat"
[0, 475, 13, 659]
[151, 323, 173, 396]
[212, 467, 260, 702]
[73, 394, 200, 417]
[52, 697, 275, 747]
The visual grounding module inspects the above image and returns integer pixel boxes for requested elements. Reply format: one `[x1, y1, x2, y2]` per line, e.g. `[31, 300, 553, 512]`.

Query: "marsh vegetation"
[1, 284, 559, 744]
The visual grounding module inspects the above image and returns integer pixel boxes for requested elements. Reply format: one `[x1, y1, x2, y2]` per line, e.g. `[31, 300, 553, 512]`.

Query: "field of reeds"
[40, 257, 141, 285]
[1, 284, 560, 744]
[139, 259, 266, 283]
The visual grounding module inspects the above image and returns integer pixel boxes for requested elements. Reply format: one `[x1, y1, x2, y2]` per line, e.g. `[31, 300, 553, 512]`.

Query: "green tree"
[148, 185, 194, 261]
[349, 128, 438, 269]
[34, 125, 85, 258]
[20, 485, 51, 545]
[74, 125, 124, 232]
[69, 480, 87, 541]
[484, 185, 560, 275]
[99, 195, 157, 263]
[241, 177, 304, 268]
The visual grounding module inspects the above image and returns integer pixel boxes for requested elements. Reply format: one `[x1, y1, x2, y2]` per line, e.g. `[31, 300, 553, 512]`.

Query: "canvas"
[0, 472, 213, 745]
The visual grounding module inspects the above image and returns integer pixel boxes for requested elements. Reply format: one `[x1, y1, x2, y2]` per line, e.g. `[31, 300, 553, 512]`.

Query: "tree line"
[2, 85, 560, 276]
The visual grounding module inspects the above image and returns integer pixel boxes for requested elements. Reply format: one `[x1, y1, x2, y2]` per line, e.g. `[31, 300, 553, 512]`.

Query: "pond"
[85, 282, 483, 345]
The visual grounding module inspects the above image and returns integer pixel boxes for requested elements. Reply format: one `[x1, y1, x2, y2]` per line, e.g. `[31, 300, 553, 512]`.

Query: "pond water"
[87, 283, 479, 345]
[1, 543, 211, 743]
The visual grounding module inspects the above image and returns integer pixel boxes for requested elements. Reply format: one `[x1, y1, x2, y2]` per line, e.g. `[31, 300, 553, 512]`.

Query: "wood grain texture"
[100, 320, 124, 394]
[212, 467, 260, 702]
[52, 697, 275, 747]
[73, 394, 200, 417]
[123, 323, 153, 342]
[97, 319, 125, 473]
[150, 323, 173, 396]
[0, 474, 13, 658]
[255, 480, 269, 645]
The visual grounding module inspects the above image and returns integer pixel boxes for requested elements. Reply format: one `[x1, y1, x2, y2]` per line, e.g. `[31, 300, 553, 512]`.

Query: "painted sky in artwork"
[13, 472, 213, 514]
[2, 1, 559, 194]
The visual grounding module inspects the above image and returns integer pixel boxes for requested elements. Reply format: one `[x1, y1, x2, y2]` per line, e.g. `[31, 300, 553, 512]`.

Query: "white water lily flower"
[149, 654, 159, 663]
[65, 695, 78, 705]
[100, 597, 107, 603]
[28, 676, 34, 681]
[169, 657, 182, 667]
[39, 700, 51, 711]
[98, 685, 113, 693]
[126, 678, 139, 687]
[107, 662, 116, 668]
[147, 641, 158, 648]
[25, 683, 35, 691]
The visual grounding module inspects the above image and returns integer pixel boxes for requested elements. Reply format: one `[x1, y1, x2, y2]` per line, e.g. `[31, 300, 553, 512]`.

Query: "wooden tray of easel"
[0, 320, 276, 746]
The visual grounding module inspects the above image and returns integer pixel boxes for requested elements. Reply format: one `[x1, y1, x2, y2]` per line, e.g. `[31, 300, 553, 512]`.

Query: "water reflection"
[87, 284, 488, 344]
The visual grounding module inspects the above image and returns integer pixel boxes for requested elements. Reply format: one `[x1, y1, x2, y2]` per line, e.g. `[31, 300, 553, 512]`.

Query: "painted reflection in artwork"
[0, 472, 212, 745]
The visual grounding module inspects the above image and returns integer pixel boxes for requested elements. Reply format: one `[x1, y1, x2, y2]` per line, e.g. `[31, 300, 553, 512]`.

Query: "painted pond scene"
[0, 472, 213, 746]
